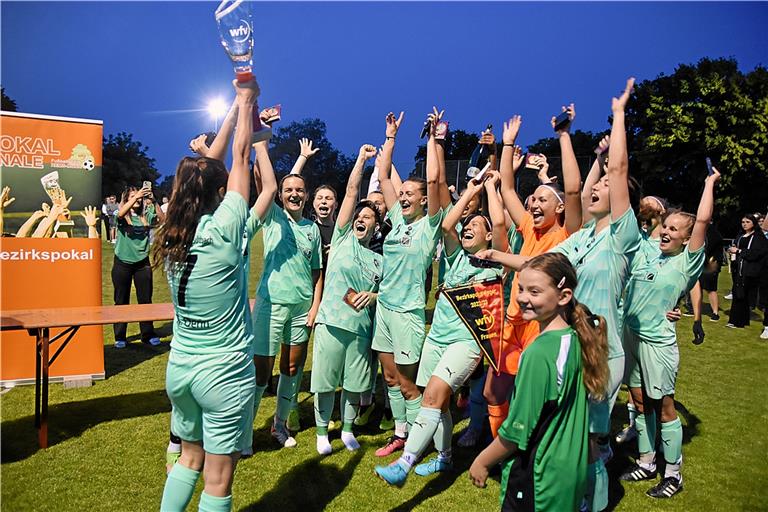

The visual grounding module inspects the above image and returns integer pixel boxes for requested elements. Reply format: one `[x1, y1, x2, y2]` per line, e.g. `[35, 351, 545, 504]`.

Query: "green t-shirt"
[254, 202, 323, 305]
[427, 247, 502, 346]
[316, 223, 383, 336]
[378, 203, 442, 312]
[551, 208, 640, 359]
[167, 192, 253, 354]
[623, 244, 705, 345]
[499, 326, 588, 512]
[502, 223, 524, 307]
[115, 206, 156, 263]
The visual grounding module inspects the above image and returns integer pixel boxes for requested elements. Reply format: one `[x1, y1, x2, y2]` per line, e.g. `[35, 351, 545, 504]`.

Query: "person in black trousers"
[727, 214, 768, 330]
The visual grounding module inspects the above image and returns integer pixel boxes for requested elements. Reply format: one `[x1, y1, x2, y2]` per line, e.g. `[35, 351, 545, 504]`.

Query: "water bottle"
[215, 0, 254, 82]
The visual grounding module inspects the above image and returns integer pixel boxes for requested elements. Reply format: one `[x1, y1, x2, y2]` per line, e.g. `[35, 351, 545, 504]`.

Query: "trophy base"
[236, 71, 254, 82]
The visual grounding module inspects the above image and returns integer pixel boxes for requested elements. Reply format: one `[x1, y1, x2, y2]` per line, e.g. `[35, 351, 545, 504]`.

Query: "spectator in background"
[727, 214, 768, 331]
[161, 196, 169, 214]
[699, 221, 725, 321]
[102, 195, 118, 242]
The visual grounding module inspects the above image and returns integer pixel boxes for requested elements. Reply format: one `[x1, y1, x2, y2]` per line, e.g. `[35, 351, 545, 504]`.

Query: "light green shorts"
[624, 327, 678, 400]
[371, 303, 425, 366]
[310, 323, 373, 393]
[416, 338, 481, 392]
[252, 297, 311, 357]
[589, 355, 625, 434]
[166, 349, 255, 455]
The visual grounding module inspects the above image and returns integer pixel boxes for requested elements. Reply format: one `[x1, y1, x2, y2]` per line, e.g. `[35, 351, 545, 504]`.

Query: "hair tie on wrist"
[503, 143, 515, 147]
[386, 136, 395, 140]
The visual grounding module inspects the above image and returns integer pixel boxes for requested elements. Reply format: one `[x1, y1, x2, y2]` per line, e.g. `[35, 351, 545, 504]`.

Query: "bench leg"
[39, 328, 50, 449]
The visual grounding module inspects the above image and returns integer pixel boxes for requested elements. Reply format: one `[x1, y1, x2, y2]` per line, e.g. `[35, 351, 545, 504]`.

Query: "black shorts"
[699, 271, 719, 292]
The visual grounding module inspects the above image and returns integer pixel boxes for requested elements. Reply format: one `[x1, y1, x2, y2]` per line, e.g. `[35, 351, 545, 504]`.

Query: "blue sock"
[160, 463, 200, 512]
[468, 374, 487, 431]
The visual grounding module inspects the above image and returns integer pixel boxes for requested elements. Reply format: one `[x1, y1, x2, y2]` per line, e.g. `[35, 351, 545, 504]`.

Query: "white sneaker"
[761, 327, 768, 340]
[724, 293, 733, 300]
[316, 434, 332, 455]
[615, 424, 637, 444]
[271, 421, 297, 448]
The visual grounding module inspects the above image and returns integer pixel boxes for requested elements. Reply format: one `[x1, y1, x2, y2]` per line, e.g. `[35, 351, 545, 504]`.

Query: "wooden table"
[1, 304, 175, 448]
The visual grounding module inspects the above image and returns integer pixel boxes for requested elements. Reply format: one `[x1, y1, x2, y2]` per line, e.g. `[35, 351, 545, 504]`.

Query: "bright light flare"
[207, 98, 228, 119]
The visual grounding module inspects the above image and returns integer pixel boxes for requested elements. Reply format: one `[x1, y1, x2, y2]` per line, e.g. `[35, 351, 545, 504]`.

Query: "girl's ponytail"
[569, 302, 609, 400]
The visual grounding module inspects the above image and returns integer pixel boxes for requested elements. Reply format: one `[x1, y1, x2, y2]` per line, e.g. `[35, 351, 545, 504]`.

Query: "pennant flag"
[442, 277, 505, 374]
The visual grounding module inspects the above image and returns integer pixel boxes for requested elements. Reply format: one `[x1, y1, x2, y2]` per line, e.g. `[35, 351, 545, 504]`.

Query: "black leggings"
[112, 256, 156, 341]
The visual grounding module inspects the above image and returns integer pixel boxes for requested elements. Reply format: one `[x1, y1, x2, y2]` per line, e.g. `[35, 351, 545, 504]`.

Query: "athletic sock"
[627, 402, 637, 427]
[661, 418, 683, 479]
[636, 411, 657, 460]
[341, 390, 360, 426]
[488, 402, 509, 438]
[405, 395, 423, 428]
[399, 451, 418, 471]
[360, 390, 373, 408]
[253, 383, 268, 418]
[167, 439, 181, 454]
[198, 491, 232, 512]
[160, 463, 200, 512]
[433, 411, 453, 457]
[314, 391, 335, 431]
[341, 430, 360, 451]
[403, 407, 441, 463]
[275, 372, 301, 422]
[467, 375, 487, 432]
[316, 434, 332, 455]
[291, 365, 305, 412]
[388, 385, 406, 427]
[384, 385, 391, 409]
[585, 459, 608, 512]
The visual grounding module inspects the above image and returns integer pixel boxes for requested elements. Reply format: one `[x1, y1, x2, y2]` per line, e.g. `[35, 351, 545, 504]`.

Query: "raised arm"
[552, 104, 582, 233]
[427, 107, 451, 210]
[338, 144, 377, 229]
[484, 172, 509, 253]
[581, 135, 610, 222]
[289, 138, 319, 175]
[117, 189, 144, 219]
[607, 78, 634, 220]
[251, 139, 277, 220]
[80, 206, 100, 239]
[390, 161, 403, 196]
[16, 204, 48, 237]
[208, 101, 239, 161]
[442, 179, 484, 256]
[0, 186, 15, 234]
[228, 78, 260, 200]
[689, 166, 720, 252]
[499, 116, 526, 227]
[377, 112, 404, 211]
[425, 124, 441, 218]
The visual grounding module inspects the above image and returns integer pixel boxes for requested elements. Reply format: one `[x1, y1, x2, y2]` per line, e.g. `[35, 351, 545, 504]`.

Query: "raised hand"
[484, 169, 501, 189]
[502, 116, 522, 145]
[189, 134, 210, 157]
[299, 138, 320, 159]
[358, 144, 377, 160]
[479, 130, 496, 146]
[80, 205, 99, 227]
[511, 145, 524, 172]
[611, 77, 635, 113]
[50, 188, 73, 209]
[233, 77, 260, 105]
[595, 135, 610, 156]
[551, 103, 576, 133]
[707, 165, 722, 185]
[385, 111, 405, 139]
[0, 186, 15, 210]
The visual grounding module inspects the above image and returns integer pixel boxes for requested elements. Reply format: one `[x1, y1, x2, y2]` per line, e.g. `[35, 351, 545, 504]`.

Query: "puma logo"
[400, 350, 412, 359]
[445, 367, 455, 378]
[413, 420, 426, 429]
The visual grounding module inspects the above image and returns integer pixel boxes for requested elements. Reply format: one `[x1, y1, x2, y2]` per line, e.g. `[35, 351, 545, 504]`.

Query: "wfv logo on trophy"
[228, 19, 251, 42]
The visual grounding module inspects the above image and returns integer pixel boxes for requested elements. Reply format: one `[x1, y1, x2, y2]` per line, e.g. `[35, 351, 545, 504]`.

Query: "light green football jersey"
[502, 223, 524, 306]
[499, 326, 588, 512]
[438, 203, 459, 285]
[254, 202, 322, 305]
[115, 206, 156, 263]
[378, 203, 442, 312]
[167, 192, 253, 355]
[316, 222, 383, 336]
[623, 244, 705, 345]
[428, 247, 503, 346]
[552, 208, 640, 359]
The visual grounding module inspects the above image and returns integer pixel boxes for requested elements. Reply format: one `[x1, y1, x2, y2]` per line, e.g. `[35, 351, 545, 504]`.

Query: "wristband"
[299, 154, 308, 159]
[503, 143, 515, 147]
[386, 136, 395, 140]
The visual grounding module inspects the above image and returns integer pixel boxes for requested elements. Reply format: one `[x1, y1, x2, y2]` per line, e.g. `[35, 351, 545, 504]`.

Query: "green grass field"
[1, 239, 767, 511]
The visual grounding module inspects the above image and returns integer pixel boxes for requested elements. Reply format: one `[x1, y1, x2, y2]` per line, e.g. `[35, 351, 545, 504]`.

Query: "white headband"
[646, 196, 665, 211]
[539, 185, 564, 205]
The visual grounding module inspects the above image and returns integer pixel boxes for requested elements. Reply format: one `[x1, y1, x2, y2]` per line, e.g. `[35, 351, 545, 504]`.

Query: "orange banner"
[0, 238, 103, 383]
